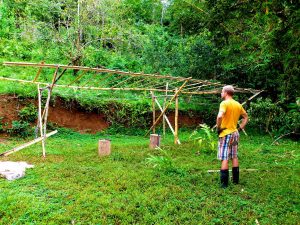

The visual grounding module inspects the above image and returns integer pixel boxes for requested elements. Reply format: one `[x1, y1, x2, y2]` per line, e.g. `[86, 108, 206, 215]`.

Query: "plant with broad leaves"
[189, 123, 216, 154]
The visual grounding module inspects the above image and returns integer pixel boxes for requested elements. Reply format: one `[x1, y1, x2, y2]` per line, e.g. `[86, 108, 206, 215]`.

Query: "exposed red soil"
[48, 98, 109, 133]
[0, 94, 202, 134]
[0, 94, 108, 134]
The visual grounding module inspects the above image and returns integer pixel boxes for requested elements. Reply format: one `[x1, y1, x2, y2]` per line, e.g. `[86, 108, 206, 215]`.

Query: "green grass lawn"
[0, 130, 299, 224]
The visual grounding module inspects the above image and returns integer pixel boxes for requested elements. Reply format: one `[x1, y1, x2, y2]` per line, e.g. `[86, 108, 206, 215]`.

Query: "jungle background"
[0, 0, 299, 137]
[0, 1, 299, 224]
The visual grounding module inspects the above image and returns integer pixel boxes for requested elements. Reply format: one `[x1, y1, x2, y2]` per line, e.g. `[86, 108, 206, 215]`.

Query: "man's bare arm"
[216, 111, 224, 129]
[239, 113, 248, 130]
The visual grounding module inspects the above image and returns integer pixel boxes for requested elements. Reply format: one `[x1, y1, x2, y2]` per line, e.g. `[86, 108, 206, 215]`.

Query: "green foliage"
[146, 147, 184, 175]
[0, 0, 299, 140]
[18, 103, 37, 122]
[8, 120, 31, 138]
[249, 98, 300, 137]
[189, 124, 216, 154]
[146, 147, 174, 169]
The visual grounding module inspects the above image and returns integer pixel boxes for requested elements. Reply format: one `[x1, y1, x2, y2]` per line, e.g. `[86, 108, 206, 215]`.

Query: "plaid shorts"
[218, 131, 240, 160]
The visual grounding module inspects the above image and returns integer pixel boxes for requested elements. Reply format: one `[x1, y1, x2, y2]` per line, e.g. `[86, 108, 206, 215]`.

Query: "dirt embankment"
[0, 94, 202, 133]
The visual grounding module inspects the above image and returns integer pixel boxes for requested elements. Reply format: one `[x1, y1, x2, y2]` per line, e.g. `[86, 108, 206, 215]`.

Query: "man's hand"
[217, 127, 226, 135]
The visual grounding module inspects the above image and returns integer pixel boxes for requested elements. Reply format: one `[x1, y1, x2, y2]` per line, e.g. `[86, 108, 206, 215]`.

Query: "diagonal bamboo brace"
[145, 78, 190, 137]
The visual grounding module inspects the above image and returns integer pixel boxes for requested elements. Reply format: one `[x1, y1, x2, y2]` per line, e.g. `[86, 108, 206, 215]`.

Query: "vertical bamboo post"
[145, 78, 190, 137]
[153, 97, 180, 144]
[37, 85, 46, 157]
[151, 91, 156, 134]
[175, 88, 179, 144]
[163, 82, 168, 138]
[42, 87, 51, 157]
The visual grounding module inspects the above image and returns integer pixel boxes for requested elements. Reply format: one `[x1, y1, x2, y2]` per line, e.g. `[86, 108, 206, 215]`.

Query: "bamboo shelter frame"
[0, 61, 262, 156]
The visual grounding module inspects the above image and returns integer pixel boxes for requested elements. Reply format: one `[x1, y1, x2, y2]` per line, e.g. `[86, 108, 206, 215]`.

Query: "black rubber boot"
[220, 169, 229, 188]
[232, 167, 239, 184]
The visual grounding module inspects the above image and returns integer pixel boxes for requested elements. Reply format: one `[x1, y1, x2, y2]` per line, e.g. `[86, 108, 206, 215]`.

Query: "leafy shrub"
[189, 124, 216, 154]
[18, 104, 37, 122]
[249, 98, 300, 137]
[146, 148, 174, 169]
[8, 120, 31, 138]
[146, 147, 185, 175]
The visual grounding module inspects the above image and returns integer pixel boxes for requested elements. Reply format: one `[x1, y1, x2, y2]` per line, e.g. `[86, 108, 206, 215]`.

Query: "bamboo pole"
[153, 97, 181, 144]
[79, 72, 100, 87]
[0, 77, 260, 95]
[127, 77, 148, 88]
[106, 73, 128, 87]
[241, 90, 264, 106]
[145, 78, 191, 137]
[67, 70, 88, 86]
[142, 79, 162, 90]
[154, 98, 175, 134]
[3, 62, 189, 81]
[0, 130, 58, 157]
[37, 85, 46, 157]
[174, 88, 179, 144]
[184, 84, 209, 91]
[42, 87, 51, 157]
[94, 73, 115, 85]
[163, 82, 168, 138]
[183, 81, 204, 88]
[111, 76, 135, 88]
[3, 61, 261, 94]
[0, 77, 178, 93]
[151, 91, 156, 134]
[50, 66, 59, 90]
[33, 61, 45, 82]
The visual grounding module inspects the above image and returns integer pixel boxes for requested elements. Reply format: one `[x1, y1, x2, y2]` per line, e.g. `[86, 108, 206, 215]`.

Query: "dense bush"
[8, 120, 31, 138]
[18, 103, 37, 122]
[249, 98, 300, 137]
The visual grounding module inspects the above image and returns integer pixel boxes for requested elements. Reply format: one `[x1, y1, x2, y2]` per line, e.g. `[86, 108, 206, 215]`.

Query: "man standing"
[216, 85, 248, 188]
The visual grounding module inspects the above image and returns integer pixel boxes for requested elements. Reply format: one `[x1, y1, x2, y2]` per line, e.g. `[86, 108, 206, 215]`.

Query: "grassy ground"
[0, 130, 299, 224]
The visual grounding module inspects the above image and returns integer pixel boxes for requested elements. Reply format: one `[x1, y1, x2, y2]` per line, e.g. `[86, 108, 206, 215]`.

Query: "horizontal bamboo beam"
[0, 76, 175, 93]
[0, 76, 258, 95]
[3, 62, 189, 81]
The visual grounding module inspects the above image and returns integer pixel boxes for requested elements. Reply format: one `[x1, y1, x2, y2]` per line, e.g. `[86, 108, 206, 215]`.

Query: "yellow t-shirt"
[219, 99, 246, 137]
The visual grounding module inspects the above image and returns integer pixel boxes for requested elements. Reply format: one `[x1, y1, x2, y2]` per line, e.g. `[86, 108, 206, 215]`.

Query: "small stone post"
[149, 134, 161, 149]
[98, 139, 111, 156]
